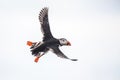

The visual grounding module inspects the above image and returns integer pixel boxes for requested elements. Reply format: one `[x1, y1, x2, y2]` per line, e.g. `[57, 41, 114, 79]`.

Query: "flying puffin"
[27, 7, 77, 62]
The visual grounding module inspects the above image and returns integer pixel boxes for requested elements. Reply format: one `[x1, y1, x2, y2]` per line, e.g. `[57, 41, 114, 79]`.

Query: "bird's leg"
[34, 53, 41, 63]
[34, 52, 45, 63]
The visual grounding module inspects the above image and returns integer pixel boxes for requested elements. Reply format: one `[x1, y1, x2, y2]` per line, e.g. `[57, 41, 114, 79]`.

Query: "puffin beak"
[67, 41, 71, 46]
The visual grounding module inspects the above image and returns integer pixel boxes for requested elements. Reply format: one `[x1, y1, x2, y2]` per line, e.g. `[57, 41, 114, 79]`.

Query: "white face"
[59, 38, 71, 46]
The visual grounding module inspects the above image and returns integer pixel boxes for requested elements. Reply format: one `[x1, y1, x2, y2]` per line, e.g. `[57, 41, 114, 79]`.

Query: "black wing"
[39, 7, 54, 41]
[49, 45, 78, 61]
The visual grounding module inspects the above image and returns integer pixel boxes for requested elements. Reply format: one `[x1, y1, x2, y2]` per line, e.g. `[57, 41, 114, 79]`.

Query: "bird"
[27, 7, 77, 62]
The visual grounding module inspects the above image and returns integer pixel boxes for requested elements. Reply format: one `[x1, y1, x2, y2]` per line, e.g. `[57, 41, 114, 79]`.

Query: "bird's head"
[59, 38, 71, 46]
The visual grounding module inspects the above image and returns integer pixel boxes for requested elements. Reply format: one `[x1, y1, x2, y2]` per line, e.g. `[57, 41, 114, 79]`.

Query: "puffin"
[27, 7, 77, 62]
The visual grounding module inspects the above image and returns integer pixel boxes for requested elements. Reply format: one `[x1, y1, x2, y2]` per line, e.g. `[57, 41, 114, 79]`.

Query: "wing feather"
[39, 7, 54, 41]
[49, 45, 78, 61]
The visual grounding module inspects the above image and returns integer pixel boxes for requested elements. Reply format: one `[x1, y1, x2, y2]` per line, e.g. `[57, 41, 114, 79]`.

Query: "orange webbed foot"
[34, 57, 40, 63]
[27, 41, 33, 46]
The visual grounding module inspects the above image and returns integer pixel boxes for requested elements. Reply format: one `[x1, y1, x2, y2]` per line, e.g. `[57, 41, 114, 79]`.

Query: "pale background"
[0, 0, 120, 80]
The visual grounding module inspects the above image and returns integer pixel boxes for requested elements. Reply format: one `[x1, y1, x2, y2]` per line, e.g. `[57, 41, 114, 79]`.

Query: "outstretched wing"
[49, 45, 78, 61]
[39, 7, 54, 41]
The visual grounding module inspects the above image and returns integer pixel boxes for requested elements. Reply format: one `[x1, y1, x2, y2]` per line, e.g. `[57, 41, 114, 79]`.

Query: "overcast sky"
[0, 0, 120, 80]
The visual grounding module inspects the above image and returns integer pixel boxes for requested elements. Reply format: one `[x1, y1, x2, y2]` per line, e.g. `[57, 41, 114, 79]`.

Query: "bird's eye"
[62, 39, 65, 42]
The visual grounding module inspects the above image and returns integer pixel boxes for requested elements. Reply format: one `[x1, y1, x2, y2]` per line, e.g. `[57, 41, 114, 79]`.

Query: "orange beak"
[67, 41, 71, 46]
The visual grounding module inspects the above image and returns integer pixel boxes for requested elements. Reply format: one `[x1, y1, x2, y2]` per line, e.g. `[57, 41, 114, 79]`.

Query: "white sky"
[0, 0, 120, 80]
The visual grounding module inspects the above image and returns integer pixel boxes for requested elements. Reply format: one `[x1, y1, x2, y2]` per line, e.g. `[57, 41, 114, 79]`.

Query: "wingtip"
[70, 59, 78, 61]
[39, 7, 49, 24]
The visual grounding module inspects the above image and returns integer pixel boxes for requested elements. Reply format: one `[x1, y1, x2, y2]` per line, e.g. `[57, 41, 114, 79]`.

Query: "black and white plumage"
[30, 7, 77, 61]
